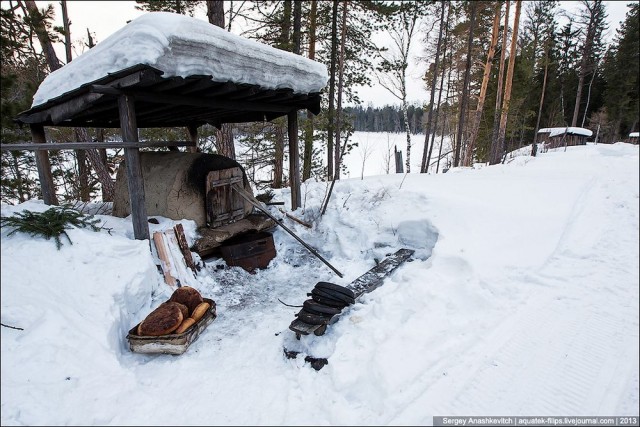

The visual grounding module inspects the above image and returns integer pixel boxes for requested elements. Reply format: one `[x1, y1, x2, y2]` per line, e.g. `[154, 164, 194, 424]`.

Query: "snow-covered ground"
[1, 142, 638, 425]
[342, 131, 453, 178]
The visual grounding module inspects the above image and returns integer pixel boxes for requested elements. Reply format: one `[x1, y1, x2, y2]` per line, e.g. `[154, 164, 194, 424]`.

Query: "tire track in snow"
[390, 151, 639, 423]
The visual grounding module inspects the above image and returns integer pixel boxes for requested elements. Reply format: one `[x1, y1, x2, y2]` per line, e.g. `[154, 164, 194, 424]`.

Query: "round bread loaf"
[169, 286, 203, 315]
[190, 302, 211, 323]
[162, 301, 188, 320]
[175, 317, 196, 334]
[137, 302, 184, 336]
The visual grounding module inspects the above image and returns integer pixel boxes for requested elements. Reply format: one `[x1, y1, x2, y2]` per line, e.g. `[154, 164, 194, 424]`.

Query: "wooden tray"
[127, 298, 216, 355]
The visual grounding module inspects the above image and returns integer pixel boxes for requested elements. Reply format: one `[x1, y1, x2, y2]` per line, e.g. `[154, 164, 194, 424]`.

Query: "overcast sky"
[36, 1, 632, 107]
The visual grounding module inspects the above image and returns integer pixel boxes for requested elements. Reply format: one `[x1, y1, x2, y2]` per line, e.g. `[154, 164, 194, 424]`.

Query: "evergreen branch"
[1, 204, 101, 250]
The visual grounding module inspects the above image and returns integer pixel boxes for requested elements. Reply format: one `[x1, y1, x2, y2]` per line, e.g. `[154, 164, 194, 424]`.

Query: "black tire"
[308, 292, 349, 308]
[315, 281, 356, 299]
[311, 287, 355, 305]
[296, 309, 329, 325]
[313, 324, 327, 336]
[303, 299, 343, 316]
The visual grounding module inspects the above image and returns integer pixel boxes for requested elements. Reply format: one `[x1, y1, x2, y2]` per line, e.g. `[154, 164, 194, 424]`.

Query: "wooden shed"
[629, 132, 639, 144]
[537, 127, 593, 150]
[3, 12, 328, 242]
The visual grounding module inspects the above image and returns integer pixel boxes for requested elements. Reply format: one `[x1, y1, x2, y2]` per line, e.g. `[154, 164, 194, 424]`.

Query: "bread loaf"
[160, 301, 188, 320]
[191, 302, 211, 323]
[169, 286, 203, 315]
[175, 317, 196, 334]
[137, 302, 184, 336]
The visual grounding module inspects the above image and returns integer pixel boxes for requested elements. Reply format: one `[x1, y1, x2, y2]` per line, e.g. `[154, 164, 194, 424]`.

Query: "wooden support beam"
[288, 110, 301, 210]
[30, 124, 58, 206]
[1, 140, 195, 151]
[92, 86, 292, 114]
[187, 124, 199, 153]
[118, 94, 150, 242]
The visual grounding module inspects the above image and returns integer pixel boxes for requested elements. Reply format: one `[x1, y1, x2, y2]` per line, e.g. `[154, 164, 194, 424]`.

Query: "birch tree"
[377, 1, 427, 174]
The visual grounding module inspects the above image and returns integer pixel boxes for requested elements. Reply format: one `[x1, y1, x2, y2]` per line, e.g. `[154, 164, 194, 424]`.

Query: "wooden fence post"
[30, 124, 58, 205]
[118, 94, 150, 241]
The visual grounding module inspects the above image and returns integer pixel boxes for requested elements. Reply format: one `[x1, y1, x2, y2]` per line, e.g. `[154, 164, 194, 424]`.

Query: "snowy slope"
[1, 143, 638, 425]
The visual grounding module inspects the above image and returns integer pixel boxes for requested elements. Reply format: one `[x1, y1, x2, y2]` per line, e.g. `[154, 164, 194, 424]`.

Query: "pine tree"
[454, 1, 477, 167]
[134, 0, 197, 16]
[494, 0, 521, 164]
[302, 0, 318, 181]
[419, 2, 446, 173]
[0, 2, 44, 203]
[602, 3, 639, 140]
[463, 1, 501, 166]
[488, 0, 510, 164]
[571, 0, 608, 127]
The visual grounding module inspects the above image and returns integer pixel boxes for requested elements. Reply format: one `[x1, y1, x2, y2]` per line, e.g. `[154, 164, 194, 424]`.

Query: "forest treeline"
[1, 0, 638, 204]
[346, 105, 425, 134]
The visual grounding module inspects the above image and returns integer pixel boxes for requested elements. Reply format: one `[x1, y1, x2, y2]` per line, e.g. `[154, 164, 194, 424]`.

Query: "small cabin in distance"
[537, 127, 593, 150]
[628, 132, 639, 144]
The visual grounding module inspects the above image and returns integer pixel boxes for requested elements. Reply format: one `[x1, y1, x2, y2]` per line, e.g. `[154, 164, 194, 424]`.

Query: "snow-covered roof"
[630, 132, 639, 138]
[538, 127, 593, 138]
[32, 12, 328, 107]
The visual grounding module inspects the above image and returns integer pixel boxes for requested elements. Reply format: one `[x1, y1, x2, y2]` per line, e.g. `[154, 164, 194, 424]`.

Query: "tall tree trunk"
[463, 1, 501, 167]
[495, 0, 521, 164]
[582, 59, 599, 127]
[302, 0, 317, 181]
[61, 0, 72, 63]
[24, 0, 115, 201]
[292, 1, 301, 54]
[86, 30, 111, 199]
[333, 0, 348, 180]
[532, 44, 550, 157]
[426, 3, 451, 173]
[23, 0, 60, 71]
[571, 1, 600, 127]
[489, 0, 510, 164]
[280, 0, 292, 49]
[206, 0, 224, 27]
[206, 1, 235, 158]
[402, 101, 411, 173]
[61, 1, 89, 202]
[273, 124, 284, 188]
[326, 0, 339, 180]
[420, 2, 446, 173]
[454, 2, 477, 167]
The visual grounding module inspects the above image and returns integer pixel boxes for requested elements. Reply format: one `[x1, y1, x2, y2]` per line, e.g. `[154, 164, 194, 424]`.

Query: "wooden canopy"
[6, 64, 320, 242]
[14, 64, 321, 128]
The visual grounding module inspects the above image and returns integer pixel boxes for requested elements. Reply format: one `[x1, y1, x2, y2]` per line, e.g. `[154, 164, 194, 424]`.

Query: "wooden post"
[186, 124, 198, 153]
[30, 124, 58, 206]
[118, 94, 150, 241]
[394, 146, 404, 174]
[288, 110, 301, 210]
